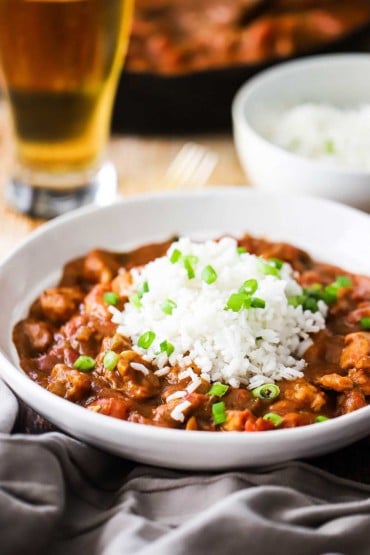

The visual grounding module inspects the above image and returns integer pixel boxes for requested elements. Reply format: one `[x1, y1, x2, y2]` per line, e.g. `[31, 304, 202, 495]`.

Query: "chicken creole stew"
[13, 235, 370, 432]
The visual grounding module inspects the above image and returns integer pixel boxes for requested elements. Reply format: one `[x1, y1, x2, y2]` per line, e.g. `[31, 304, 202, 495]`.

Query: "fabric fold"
[0, 381, 369, 555]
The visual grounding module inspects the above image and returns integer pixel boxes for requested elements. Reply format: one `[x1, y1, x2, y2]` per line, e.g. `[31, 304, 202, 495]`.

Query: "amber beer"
[0, 0, 133, 185]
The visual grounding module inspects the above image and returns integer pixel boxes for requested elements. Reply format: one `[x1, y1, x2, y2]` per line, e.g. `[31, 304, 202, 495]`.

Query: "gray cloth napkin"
[1, 381, 370, 555]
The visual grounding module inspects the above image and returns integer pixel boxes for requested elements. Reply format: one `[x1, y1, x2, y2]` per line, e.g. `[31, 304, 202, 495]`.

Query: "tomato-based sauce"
[13, 235, 370, 431]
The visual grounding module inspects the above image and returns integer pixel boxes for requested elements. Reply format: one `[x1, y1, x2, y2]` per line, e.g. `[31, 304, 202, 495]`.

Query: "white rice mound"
[111, 237, 327, 389]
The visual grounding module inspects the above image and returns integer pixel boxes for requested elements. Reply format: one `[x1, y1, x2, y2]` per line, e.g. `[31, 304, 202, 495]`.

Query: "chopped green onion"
[335, 275, 352, 288]
[237, 246, 247, 254]
[322, 284, 338, 305]
[226, 292, 249, 312]
[202, 265, 218, 284]
[170, 249, 182, 263]
[257, 258, 281, 279]
[304, 285, 323, 300]
[239, 279, 258, 295]
[288, 295, 304, 308]
[160, 340, 175, 356]
[252, 383, 280, 400]
[138, 281, 149, 296]
[103, 351, 119, 371]
[250, 297, 266, 309]
[302, 297, 319, 313]
[360, 317, 370, 330]
[263, 412, 283, 427]
[315, 415, 329, 423]
[103, 292, 119, 306]
[184, 254, 198, 265]
[226, 290, 265, 311]
[309, 283, 323, 291]
[129, 293, 142, 308]
[212, 401, 227, 425]
[268, 258, 284, 270]
[73, 355, 96, 372]
[137, 331, 156, 349]
[161, 298, 177, 315]
[183, 255, 198, 280]
[208, 382, 229, 397]
[324, 139, 335, 154]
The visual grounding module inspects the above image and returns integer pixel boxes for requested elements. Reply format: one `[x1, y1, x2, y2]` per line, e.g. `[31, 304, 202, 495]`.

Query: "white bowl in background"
[232, 54, 370, 211]
[0, 188, 369, 470]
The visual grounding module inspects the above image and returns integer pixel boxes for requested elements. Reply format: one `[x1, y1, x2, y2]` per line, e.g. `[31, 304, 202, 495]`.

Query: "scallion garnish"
[257, 258, 281, 279]
[237, 246, 247, 254]
[226, 288, 266, 312]
[302, 297, 319, 313]
[288, 295, 304, 308]
[252, 383, 280, 400]
[137, 331, 156, 349]
[268, 258, 284, 270]
[208, 382, 229, 397]
[360, 317, 370, 330]
[263, 412, 283, 427]
[129, 293, 142, 308]
[170, 249, 182, 263]
[212, 401, 227, 425]
[239, 279, 258, 296]
[183, 255, 198, 280]
[202, 265, 218, 284]
[335, 275, 352, 288]
[250, 297, 266, 309]
[161, 298, 177, 315]
[73, 355, 96, 372]
[288, 276, 352, 314]
[103, 351, 119, 371]
[138, 281, 149, 296]
[315, 415, 329, 423]
[103, 291, 119, 306]
[160, 340, 175, 356]
[226, 292, 248, 312]
[321, 284, 338, 305]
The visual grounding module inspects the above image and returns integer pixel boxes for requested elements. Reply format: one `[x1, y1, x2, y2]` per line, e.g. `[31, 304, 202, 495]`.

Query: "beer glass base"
[5, 162, 118, 219]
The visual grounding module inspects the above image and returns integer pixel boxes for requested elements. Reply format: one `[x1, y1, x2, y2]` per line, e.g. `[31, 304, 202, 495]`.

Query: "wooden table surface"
[0, 101, 246, 258]
[1, 100, 369, 483]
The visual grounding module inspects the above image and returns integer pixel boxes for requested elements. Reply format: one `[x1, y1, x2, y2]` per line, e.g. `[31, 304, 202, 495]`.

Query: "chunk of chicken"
[317, 373, 353, 392]
[14, 319, 54, 356]
[338, 389, 367, 415]
[47, 364, 91, 401]
[283, 379, 327, 412]
[111, 269, 133, 298]
[115, 352, 160, 400]
[84, 284, 113, 320]
[83, 250, 121, 284]
[348, 368, 370, 396]
[340, 332, 370, 371]
[40, 287, 84, 324]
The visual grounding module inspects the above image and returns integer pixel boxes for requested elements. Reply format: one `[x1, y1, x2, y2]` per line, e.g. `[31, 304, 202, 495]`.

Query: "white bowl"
[0, 188, 369, 470]
[232, 54, 370, 211]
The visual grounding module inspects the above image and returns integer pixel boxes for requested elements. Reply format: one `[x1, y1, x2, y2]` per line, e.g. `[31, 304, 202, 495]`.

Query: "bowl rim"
[1, 187, 370, 446]
[232, 52, 370, 179]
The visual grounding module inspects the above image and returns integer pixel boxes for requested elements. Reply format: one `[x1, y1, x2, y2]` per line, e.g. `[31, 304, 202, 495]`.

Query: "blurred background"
[1, 0, 370, 236]
[114, 0, 370, 133]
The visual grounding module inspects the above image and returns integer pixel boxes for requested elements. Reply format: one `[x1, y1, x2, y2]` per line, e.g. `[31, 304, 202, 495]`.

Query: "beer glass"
[0, 0, 133, 218]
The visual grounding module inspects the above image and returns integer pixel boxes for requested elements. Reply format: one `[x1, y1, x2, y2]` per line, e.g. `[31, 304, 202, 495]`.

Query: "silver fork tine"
[166, 143, 203, 183]
[189, 151, 218, 189]
[165, 142, 218, 189]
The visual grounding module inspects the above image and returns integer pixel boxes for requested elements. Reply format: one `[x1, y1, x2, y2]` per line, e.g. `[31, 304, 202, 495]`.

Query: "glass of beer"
[0, 0, 133, 218]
